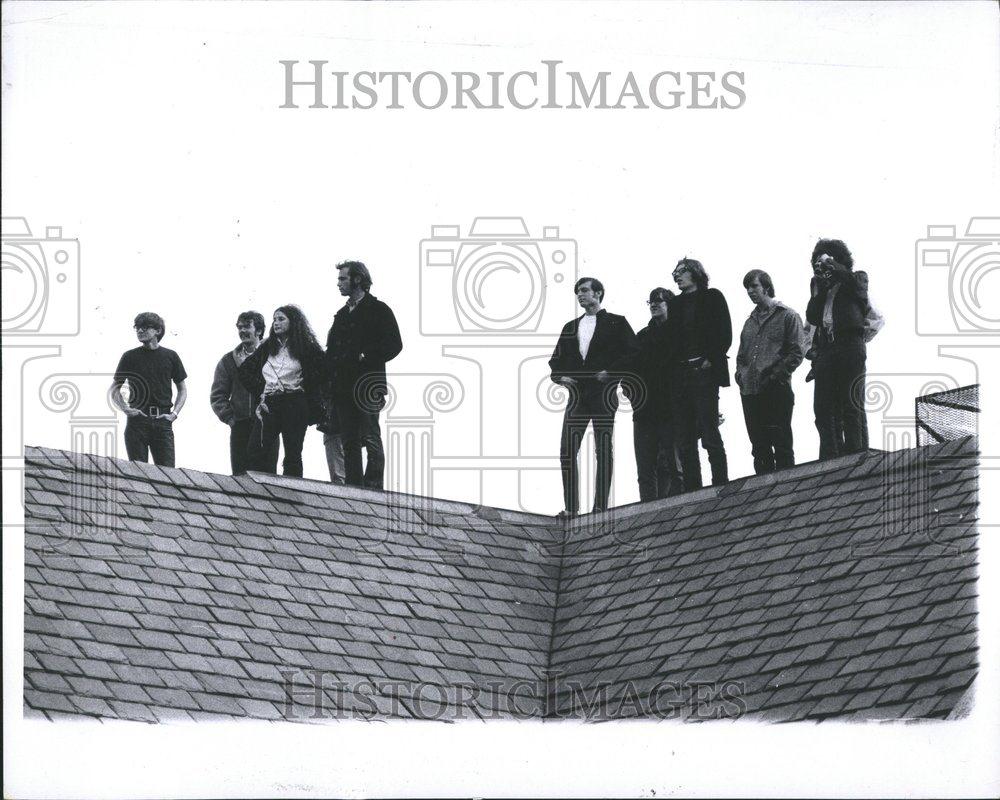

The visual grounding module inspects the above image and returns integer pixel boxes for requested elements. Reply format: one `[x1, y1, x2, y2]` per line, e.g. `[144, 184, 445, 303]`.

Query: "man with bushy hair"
[805, 238, 872, 459]
[110, 311, 188, 467]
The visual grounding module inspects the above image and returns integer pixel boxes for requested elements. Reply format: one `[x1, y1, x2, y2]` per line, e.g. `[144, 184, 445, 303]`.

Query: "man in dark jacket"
[805, 238, 870, 459]
[549, 277, 637, 515]
[326, 261, 403, 489]
[626, 287, 683, 501]
[735, 270, 805, 474]
[210, 310, 277, 475]
[669, 257, 733, 490]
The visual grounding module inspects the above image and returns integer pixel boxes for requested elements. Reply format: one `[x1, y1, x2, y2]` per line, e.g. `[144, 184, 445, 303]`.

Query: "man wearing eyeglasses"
[624, 287, 683, 501]
[669, 258, 733, 490]
[110, 311, 188, 467]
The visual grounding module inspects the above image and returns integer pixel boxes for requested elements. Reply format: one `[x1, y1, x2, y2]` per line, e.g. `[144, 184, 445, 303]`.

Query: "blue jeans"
[124, 416, 176, 467]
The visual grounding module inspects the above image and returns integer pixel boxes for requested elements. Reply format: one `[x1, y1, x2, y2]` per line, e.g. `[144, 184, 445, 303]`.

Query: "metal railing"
[915, 384, 979, 446]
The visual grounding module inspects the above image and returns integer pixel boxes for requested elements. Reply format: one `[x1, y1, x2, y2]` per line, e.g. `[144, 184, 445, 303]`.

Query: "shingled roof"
[23, 436, 978, 723]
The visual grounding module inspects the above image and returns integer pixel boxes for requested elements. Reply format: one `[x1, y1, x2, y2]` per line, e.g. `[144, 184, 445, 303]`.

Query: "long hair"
[811, 238, 854, 271]
[675, 257, 709, 290]
[265, 304, 323, 361]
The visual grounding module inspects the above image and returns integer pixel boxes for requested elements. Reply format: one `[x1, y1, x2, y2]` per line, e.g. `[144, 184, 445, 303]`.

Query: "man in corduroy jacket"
[549, 277, 637, 516]
[326, 261, 403, 489]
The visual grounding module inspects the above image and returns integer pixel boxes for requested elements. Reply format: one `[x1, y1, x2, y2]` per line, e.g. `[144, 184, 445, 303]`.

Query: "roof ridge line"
[561, 436, 979, 531]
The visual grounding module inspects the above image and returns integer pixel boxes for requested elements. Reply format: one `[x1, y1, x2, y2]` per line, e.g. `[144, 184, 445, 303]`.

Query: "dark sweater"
[621, 318, 675, 420]
[667, 288, 733, 387]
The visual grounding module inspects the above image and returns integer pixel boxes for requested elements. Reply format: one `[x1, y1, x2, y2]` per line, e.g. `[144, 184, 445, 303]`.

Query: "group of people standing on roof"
[110, 261, 401, 489]
[108, 239, 882, 515]
[550, 237, 882, 517]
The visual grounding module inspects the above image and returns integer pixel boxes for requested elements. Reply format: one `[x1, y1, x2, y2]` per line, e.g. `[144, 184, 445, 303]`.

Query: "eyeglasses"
[646, 299, 667, 306]
[134, 325, 158, 331]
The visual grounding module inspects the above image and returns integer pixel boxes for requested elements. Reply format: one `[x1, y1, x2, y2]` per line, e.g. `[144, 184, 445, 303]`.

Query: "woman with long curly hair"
[237, 305, 326, 477]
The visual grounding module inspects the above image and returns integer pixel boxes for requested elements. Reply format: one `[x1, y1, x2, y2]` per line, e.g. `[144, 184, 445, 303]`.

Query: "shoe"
[555, 510, 577, 520]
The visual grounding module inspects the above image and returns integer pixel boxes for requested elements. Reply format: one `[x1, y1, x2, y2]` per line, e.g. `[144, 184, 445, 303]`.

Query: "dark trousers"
[741, 382, 795, 475]
[560, 396, 616, 513]
[813, 342, 866, 460]
[230, 418, 277, 476]
[335, 395, 385, 489]
[124, 416, 175, 467]
[247, 392, 309, 478]
[633, 414, 683, 502]
[671, 367, 728, 490]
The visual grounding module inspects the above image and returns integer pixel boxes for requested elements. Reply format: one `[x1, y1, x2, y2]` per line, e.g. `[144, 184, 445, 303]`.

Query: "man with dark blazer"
[549, 277, 637, 516]
[669, 257, 733, 490]
[326, 261, 403, 489]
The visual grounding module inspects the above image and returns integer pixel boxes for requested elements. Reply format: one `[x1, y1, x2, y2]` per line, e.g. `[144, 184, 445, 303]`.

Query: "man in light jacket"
[210, 310, 277, 475]
[735, 270, 805, 474]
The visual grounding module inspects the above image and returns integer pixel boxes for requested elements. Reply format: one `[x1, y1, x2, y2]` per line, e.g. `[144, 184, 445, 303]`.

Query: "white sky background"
[3, 1, 999, 798]
[3, 0, 997, 510]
